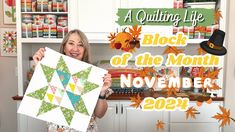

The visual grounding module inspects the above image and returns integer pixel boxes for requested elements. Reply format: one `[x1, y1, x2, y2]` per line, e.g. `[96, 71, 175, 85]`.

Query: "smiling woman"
[59, 30, 90, 62]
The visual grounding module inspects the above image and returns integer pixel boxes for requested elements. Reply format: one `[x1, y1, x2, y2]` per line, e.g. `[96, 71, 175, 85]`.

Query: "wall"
[0, 0, 18, 132]
[224, 0, 235, 131]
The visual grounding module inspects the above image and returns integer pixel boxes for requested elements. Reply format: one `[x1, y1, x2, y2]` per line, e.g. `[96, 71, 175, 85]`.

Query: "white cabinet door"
[170, 102, 222, 123]
[120, 101, 166, 132]
[78, 0, 120, 43]
[170, 102, 222, 132]
[96, 101, 119, 132]
[121, 0, 173, 8]
[170, 123, 220, 132]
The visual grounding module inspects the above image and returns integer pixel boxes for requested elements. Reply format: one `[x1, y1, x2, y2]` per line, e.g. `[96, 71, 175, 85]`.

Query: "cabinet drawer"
[170, 102, 222, 123]
[170, 123, 220, 132]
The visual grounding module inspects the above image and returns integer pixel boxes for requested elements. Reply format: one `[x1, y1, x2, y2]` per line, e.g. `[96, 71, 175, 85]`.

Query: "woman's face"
[64, 33, 85, 60]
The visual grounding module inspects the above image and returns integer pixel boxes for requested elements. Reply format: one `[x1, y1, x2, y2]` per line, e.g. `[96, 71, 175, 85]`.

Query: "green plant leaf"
[5, 11, 12, 17]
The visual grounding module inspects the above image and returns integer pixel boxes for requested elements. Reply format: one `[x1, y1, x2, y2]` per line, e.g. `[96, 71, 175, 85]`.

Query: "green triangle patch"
[56, 56, 70, 74]
[41, 64, 55, 82]
[72, 67, 92, 81]
[27, 86, 48, 100]
[37, 101, 58, 116]
[83, 81, 99, 94]
[60, 107, 75, 125]
[74, 98, 89, 116]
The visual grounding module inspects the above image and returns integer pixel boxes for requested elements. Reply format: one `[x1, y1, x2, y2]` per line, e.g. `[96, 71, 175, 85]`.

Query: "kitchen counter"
[13, 90, 224, 101]
[107, 93, 224, 101]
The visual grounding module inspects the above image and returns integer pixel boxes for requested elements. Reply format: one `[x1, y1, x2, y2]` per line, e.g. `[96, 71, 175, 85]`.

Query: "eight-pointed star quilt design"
[18, 47, 107, 132]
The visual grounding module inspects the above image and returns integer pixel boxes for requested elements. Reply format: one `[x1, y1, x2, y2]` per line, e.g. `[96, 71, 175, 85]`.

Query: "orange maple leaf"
[109, 40, 116, 49]
[194, 68, 222, 92]
[162, 86, 179, 97]
[129, 25, 142, 38]
[108, 32, 116, 41]
[197, 48, 207, 55]
[137, 67, 156, 78]
[214, 9, 222, 24]
[186, 106, 198, 119]
[208, 83, 221, 91]
[156, 120, 164, 130]
[212, 106, 235, 127]
[205, 68, 222, 80]
[163, 46, 184, 55]
[130, 93, 142, 109]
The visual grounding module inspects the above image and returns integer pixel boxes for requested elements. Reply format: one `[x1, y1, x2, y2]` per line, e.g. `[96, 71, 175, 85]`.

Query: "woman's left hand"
[100, 73, 112, 96]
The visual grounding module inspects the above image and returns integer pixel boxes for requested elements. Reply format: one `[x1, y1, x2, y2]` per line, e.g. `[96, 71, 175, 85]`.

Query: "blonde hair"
[60, 29, 91, 63]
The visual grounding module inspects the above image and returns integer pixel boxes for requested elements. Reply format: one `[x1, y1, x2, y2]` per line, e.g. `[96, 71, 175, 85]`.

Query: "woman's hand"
[100, 73, 112, 96]
[95, 73, 112, 118]
[33, 48, 45, 65]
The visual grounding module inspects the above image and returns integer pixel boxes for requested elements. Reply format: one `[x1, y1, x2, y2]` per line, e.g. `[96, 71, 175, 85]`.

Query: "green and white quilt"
[18, 47, 107, 132]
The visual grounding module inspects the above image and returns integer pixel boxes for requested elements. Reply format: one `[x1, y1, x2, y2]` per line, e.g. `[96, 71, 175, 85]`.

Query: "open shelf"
[21, 12, 68, 15]
[21, 38, 63, 44]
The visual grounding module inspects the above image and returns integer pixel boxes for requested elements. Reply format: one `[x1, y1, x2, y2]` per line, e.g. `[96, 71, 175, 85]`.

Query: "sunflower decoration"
[108, 25, 142, 52]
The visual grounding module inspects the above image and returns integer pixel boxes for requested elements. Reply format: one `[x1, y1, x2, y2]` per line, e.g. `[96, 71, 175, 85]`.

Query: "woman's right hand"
[33, 48, 45, 65]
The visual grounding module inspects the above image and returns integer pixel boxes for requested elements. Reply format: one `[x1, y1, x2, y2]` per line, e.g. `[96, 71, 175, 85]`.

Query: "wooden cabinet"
[97, 101, 168, 132]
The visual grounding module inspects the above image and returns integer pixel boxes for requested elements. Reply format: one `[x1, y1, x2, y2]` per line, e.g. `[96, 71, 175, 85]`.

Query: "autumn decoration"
[197, 47, 207, 55]
[212, 106, 235, 127]
[137, 67, 156, 78]
[163, 46, 184, 55]
[156, 120, 165, 130]
[185, 106, 198, 119]
[108, 25, 142, 52]
[129, 93, 143, 109]
[162, 86, 179, 97]
[214, 9, 222, 24]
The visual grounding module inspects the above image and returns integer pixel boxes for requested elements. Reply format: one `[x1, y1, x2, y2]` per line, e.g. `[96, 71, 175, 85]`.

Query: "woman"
[33, 29, 112, 132]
